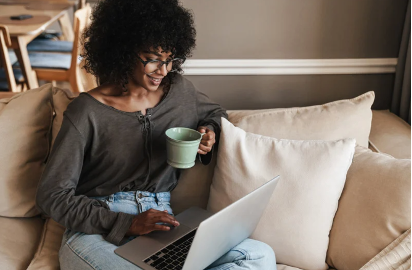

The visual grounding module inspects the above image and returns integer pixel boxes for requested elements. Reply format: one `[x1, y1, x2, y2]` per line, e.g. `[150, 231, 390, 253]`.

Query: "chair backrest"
[69, 4, 92, 92]
[78, 0, 86, 9]
[0, 26, 17, 92]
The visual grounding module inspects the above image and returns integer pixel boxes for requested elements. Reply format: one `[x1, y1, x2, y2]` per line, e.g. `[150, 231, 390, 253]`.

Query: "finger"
[151, 224, 171, 232]
[198, 149, 208, 155]
[197, 126, 207, 133]
[199, 143, 212, 153]
[201, 134, 212, 142]
[200, 139, 214, 147]
[152, 213, 180, 226]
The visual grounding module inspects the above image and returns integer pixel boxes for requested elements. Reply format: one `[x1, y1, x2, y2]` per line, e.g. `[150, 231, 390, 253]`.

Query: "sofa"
[0, 84, 410, 270]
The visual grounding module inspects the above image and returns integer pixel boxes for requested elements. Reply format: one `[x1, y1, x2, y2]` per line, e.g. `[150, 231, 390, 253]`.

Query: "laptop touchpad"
[145, 224, 192, 245]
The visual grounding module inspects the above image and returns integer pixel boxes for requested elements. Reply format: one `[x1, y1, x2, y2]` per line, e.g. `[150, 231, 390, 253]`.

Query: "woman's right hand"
[125, 209, 180, 236]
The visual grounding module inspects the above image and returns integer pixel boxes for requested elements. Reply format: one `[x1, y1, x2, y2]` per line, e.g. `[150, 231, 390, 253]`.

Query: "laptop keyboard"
[143, 229, 197, 270]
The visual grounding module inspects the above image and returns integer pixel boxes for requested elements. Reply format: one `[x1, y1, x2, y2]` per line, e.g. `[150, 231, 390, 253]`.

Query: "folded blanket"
[361, 229, 411, 270]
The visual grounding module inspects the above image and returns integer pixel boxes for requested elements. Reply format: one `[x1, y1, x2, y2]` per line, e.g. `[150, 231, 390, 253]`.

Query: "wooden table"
[0, 2, 75, 89]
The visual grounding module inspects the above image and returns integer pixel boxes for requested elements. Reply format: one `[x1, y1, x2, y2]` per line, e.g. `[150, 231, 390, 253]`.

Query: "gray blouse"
[36, 74, 228, 245]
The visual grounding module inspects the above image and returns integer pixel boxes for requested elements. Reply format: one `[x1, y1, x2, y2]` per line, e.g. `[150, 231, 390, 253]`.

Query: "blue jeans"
[59, 191, 276, 270]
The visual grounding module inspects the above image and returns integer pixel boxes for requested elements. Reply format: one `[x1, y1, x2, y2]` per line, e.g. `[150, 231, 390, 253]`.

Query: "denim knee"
[237, 239, 276, 265]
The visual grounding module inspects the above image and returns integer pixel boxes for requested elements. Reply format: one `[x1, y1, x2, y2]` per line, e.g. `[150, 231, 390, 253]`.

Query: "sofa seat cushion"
[27, 219, 65, 270]
[0, 216, 44, 270]
[369, 110, 411, 159]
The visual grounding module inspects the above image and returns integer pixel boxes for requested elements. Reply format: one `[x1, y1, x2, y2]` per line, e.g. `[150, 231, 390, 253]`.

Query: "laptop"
[115, 175, 280, 270]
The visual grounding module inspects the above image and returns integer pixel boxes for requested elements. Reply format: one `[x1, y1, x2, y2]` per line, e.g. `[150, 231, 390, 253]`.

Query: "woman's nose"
[157, 63, 168, 76]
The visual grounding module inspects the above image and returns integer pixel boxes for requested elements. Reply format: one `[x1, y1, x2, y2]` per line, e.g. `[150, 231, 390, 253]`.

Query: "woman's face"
[130, 47, 173, 92]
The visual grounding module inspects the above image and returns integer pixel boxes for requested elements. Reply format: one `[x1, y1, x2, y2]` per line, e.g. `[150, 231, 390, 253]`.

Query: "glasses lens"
[144, 59, 185, 74]
[145, 61, 160, 74]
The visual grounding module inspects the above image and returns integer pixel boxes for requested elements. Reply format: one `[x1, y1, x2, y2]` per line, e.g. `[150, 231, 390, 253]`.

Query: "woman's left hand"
[197, 126, 216, 155]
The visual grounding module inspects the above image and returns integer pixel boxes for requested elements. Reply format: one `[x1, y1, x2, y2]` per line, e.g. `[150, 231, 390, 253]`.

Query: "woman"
[36, 0, 276, 269]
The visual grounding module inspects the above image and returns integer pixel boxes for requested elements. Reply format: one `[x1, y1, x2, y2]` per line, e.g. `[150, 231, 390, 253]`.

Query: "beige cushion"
[233, 91, 374, 148]
[0, 216, 44, 270]
[326, 146, 411, 270]
[0, 85, 73, 218]
[50, 87, 75, 147]
[360, 229, 411, 270]
[27, 218, 65, 270]
[208, 118, 356, 270]
[0, 84, 53, 217]
[369, 110, 411, 159]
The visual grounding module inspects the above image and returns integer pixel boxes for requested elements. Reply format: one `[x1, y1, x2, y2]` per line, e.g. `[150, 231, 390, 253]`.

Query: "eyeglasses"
[137, 56, 185, 75]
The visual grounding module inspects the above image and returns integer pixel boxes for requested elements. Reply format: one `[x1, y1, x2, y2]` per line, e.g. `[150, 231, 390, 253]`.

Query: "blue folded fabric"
[0, 68, 24, 81]
[14, 53, 71, 70]
[27, 40, 73, 53]
[8, 50, 17, 65]
[0, 81, 9, 90]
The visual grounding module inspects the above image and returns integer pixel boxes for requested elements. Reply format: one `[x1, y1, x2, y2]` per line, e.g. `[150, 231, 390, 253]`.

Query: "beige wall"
[186, 74, 394, 110]
[178, 0, 408, 110]
[182, 0, 408, 59]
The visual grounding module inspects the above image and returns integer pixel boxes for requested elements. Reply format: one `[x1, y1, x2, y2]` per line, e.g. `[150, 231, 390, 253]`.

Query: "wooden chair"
[27, 0, 87, 54]
[19, 5, 92, 93]
[0, 26, 25, 92]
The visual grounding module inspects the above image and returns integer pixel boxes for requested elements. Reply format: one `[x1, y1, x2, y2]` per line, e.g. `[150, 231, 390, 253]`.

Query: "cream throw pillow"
[208, 118, 356, 270]
[326, 146, 411, 270]
[234, 91, 374, 148]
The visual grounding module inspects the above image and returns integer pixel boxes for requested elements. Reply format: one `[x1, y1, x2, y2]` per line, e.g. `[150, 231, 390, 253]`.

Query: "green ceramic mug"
[165, 127, 205, 169]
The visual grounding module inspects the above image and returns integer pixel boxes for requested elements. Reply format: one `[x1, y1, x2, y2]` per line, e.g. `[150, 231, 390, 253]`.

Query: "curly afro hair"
[81, 0, 196, 89]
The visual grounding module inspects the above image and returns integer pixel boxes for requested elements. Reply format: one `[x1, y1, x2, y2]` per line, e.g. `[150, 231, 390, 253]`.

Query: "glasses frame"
[137, 55, 185, 75]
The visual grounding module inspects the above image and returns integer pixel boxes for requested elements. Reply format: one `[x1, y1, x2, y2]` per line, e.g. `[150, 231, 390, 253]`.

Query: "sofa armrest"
[369, 110, 411, 159]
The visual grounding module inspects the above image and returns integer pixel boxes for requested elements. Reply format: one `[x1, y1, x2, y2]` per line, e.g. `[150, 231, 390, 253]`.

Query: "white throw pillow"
[208, 118, 356, 270]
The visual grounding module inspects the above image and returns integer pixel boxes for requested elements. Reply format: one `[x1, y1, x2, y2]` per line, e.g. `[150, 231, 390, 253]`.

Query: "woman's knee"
[236, 238, 276, 265]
